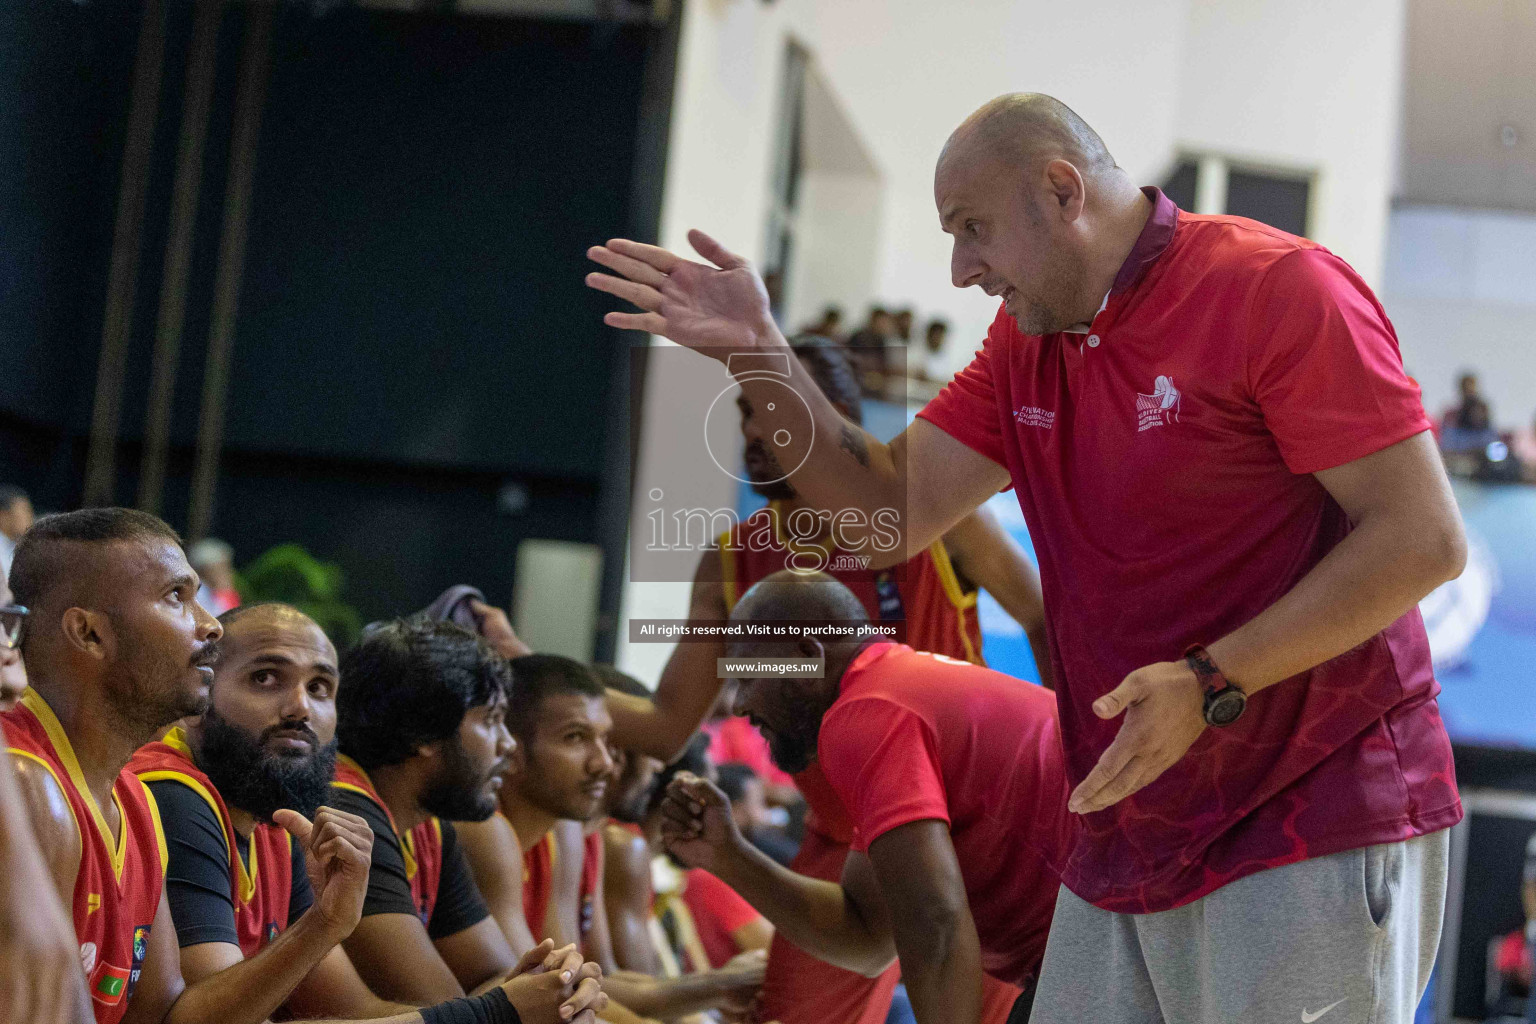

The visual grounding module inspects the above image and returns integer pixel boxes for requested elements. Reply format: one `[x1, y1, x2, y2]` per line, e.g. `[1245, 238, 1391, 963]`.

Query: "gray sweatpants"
[1028, 830, 1450, 1024]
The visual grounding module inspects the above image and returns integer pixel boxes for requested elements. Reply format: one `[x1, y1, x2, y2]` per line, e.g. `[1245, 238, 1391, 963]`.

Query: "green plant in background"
[236, 543, 364, 648]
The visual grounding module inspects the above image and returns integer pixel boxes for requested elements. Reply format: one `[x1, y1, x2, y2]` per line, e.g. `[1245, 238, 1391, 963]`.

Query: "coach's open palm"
[274, 807, 374, 941]
[658, 771, 739, 872]
[586, 230, 779, 356]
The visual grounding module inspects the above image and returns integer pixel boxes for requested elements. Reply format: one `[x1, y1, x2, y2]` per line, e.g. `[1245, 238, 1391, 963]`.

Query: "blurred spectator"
[846, 307, 896, 395]
[918, 318, 950, 382]
[187, 537, 241, 615]
[892, 308, 914, 345]
[716, 762, 798, 866]
[1442, 373, 1498, 454]
[0, 485, 34, 584]
[802, 305, 844, 340]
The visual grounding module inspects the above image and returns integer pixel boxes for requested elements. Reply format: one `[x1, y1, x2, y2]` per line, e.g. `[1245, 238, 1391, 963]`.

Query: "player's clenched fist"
[274, 806, 374, 941]
[658, 771, 741, 874]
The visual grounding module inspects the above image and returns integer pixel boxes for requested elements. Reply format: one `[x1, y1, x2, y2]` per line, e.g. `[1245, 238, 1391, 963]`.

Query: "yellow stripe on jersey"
[136, 768, 257, 903]
[335, 756, 416, 881]
[20, 690, 132, 882]
[140, 782, 170, 876]
[717, 530, 737, 611]
[926, 540, 982, 666]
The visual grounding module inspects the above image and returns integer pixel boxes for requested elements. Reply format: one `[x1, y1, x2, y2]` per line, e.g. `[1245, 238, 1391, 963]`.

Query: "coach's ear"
[797, 638, 825, 663]
[60, 606, 113, 661]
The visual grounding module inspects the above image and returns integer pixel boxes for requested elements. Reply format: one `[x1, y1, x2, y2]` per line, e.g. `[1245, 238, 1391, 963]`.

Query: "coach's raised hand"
[586, 230, 782, 356]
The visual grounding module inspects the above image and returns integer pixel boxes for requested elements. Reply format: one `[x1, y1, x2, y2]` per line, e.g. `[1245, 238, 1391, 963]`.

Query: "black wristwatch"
[1185, 644, 1246, 727]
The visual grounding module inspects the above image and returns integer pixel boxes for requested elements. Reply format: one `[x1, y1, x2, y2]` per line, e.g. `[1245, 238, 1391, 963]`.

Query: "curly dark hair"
[337, 618, 510, 770]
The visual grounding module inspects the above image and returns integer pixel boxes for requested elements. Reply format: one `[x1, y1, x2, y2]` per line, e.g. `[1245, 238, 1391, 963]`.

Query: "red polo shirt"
[916, 188, 1462, 914]
[816, 642, 1071, 987]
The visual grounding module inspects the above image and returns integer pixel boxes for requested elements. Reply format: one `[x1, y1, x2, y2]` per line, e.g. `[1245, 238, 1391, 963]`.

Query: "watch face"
[1207, 689, 1246, 727]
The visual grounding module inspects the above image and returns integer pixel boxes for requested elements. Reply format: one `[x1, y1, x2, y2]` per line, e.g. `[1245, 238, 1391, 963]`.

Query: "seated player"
[130, 601, 605, 1024]
[661, 572, 1073, 1024]
[592, 667, 670, 977]
[1, 577, 92, 1024]
[603, 339, 1044, 1024]
[327, 617, 605, 1021]
[2, 508, 369, 1024]
[593, 669, 769, 977]
[458, 654, 764, 1021]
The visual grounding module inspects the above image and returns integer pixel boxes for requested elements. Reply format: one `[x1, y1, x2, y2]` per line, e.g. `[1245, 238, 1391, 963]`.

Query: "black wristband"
[419, 987, 522, 1024]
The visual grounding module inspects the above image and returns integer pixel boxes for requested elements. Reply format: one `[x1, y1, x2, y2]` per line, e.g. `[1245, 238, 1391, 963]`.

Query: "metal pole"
[82, 0, 167, 508]
[139, 0, 224, 516]
[188, 2, 274, 541]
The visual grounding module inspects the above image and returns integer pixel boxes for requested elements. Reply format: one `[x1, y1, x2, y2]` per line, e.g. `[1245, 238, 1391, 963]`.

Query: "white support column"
[1195, 153, 1229, 215]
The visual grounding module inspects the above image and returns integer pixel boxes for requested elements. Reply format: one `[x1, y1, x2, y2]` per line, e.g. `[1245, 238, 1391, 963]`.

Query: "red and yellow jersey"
[523, 827, 603, 945]
[3, 690, 168, 1024]
[577, 828, 602, 946]
[717, 502, 983, 667]
[332, 754, 443, 924]
[522, 830, 554, 940]
[129, 727, 295, 957]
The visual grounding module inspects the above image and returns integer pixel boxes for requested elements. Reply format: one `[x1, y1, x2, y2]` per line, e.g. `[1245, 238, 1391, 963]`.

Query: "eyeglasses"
[0, 604, 27, 651]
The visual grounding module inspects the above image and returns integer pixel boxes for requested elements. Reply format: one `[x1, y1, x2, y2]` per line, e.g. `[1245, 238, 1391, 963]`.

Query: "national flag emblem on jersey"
[91, 962, 130, 1005]
[267, 922, 280, 944]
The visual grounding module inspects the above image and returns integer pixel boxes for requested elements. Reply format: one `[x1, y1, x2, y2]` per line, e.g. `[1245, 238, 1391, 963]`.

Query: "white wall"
[1174, 0, 1407, 286]
[1384, 204, 1536, 425]
[784, 171, 884, 332]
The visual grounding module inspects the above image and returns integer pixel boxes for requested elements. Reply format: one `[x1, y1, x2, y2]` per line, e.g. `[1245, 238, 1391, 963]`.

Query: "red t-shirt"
[917, 187, 1462, 914]
[681, 868, 763, 969]
[816, 643, 1070, 987]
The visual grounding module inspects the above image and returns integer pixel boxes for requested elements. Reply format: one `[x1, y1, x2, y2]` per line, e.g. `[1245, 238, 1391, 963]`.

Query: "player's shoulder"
[1169, 211, 1326, 282]
[8, 748, 83, 866]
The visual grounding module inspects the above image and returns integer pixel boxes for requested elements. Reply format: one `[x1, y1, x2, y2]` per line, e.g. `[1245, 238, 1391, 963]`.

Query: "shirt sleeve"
[1248, 247, 1432, 474]
[686, 869, 762, 933]
[426, 821, 492, 941]
[327, 786, 419, 919]
[145, 779, 241, 948]
[816, 696, 951, 853]
[914, 306, 1009, 469]
[288, 838, 314, 927]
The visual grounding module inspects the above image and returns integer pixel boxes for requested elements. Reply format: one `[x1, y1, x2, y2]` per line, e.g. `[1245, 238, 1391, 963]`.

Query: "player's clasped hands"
[500, 939, 608, 1024]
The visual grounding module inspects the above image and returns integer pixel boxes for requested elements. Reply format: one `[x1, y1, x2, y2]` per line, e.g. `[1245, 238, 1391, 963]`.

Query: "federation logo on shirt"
[267, 922, 280, 944]
[1135, 375, 1180, 431]
[128, 924, 151, 996]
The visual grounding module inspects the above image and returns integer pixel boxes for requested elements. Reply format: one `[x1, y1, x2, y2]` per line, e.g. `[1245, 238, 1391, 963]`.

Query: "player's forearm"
[164, 912, 345, 1024]
[608, 647, 721, 761]
[1207, 504, 1465, 694]
[600, 971, 741, 1018]
[891, 902, 985, 1024]
[710, 834, 894, 977]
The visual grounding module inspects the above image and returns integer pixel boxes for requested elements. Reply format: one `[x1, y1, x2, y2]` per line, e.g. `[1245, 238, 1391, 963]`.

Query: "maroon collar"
[1110, 186, 1178, 294]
